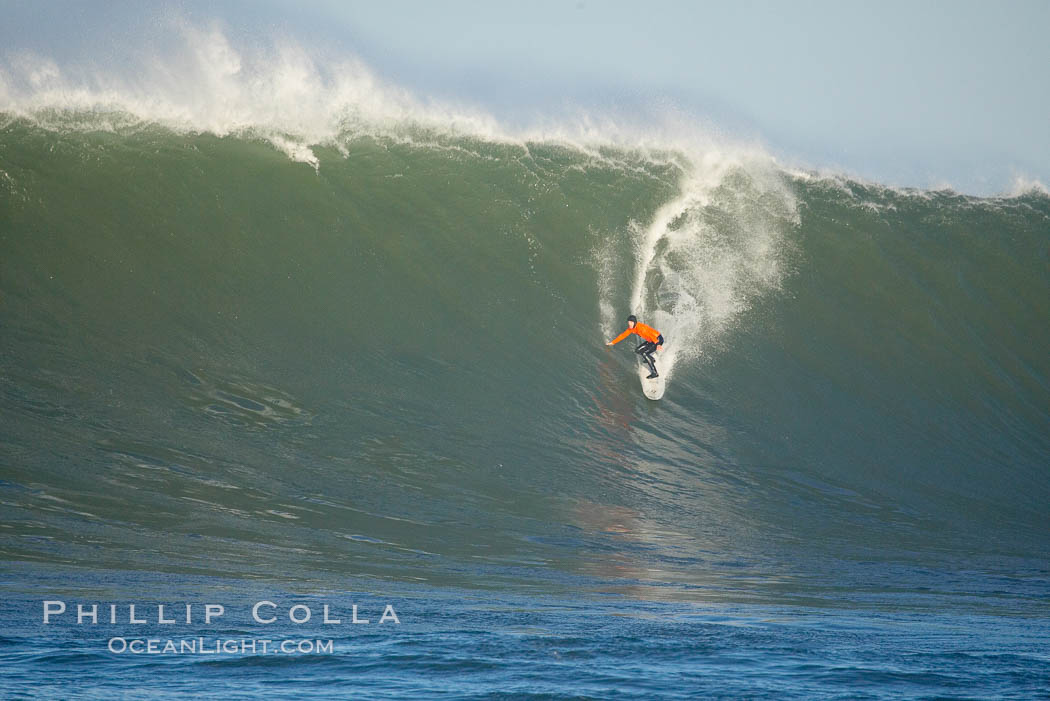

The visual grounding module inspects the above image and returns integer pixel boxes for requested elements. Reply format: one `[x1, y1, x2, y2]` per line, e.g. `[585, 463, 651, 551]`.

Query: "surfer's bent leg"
[636, 341, 658, 376]
[649, 336, 664, 376]
[644, 350, 657, 375]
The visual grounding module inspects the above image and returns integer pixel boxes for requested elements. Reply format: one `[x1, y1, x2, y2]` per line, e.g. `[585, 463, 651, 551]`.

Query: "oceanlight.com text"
[107, 637, 335, 655]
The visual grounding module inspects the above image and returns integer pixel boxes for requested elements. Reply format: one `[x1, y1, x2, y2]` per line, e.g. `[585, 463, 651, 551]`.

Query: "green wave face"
[2, 120, 1048, 598]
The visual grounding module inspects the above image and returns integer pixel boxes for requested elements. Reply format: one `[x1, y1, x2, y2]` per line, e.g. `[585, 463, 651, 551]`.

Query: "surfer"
[606, 315, 664, 378]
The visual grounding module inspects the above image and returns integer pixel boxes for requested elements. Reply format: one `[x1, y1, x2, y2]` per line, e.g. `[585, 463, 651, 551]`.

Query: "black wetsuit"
[635, 334, 664, 377]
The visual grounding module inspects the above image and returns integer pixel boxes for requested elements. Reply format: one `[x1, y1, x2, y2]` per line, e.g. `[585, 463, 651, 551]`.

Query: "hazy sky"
[3, 0, 1048, 193]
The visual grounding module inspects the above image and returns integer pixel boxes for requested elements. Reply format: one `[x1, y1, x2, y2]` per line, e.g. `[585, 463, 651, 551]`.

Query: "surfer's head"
[626, 314, 637, 328]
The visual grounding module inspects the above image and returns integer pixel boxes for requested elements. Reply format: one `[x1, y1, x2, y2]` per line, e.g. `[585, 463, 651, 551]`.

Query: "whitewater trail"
[601, 156, 797, 393]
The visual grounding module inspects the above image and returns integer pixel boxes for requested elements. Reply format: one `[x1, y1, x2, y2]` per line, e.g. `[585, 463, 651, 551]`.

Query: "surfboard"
[638, 362, 665, 400]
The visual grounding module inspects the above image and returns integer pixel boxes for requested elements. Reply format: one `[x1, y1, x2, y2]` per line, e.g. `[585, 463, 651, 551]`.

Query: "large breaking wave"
[2, 22, 1048, 602]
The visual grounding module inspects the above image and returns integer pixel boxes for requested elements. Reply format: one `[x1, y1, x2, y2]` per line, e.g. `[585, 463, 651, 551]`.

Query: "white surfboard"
[638, 363, 666, 400]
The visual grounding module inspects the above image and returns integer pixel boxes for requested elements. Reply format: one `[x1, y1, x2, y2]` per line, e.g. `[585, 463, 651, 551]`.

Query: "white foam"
[785, 162, 1050, 204]
[1006, 176, 1049, 198]
[0, 19, 773, 174]
[0, 20, 508, 165]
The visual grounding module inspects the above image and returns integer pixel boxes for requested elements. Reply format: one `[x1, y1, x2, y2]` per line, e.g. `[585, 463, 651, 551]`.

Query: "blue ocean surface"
[4, 566, 1049, 699]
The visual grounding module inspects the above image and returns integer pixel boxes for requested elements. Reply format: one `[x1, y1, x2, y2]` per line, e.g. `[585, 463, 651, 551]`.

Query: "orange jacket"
[610, 322, 662, 345]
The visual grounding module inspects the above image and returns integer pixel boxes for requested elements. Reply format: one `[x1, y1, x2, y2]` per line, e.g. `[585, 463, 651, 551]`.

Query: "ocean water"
[2, 27, 1050, 699]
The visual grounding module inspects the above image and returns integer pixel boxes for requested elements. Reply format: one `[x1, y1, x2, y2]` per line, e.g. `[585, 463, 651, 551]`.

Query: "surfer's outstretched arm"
[606, 329, 632, 346]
